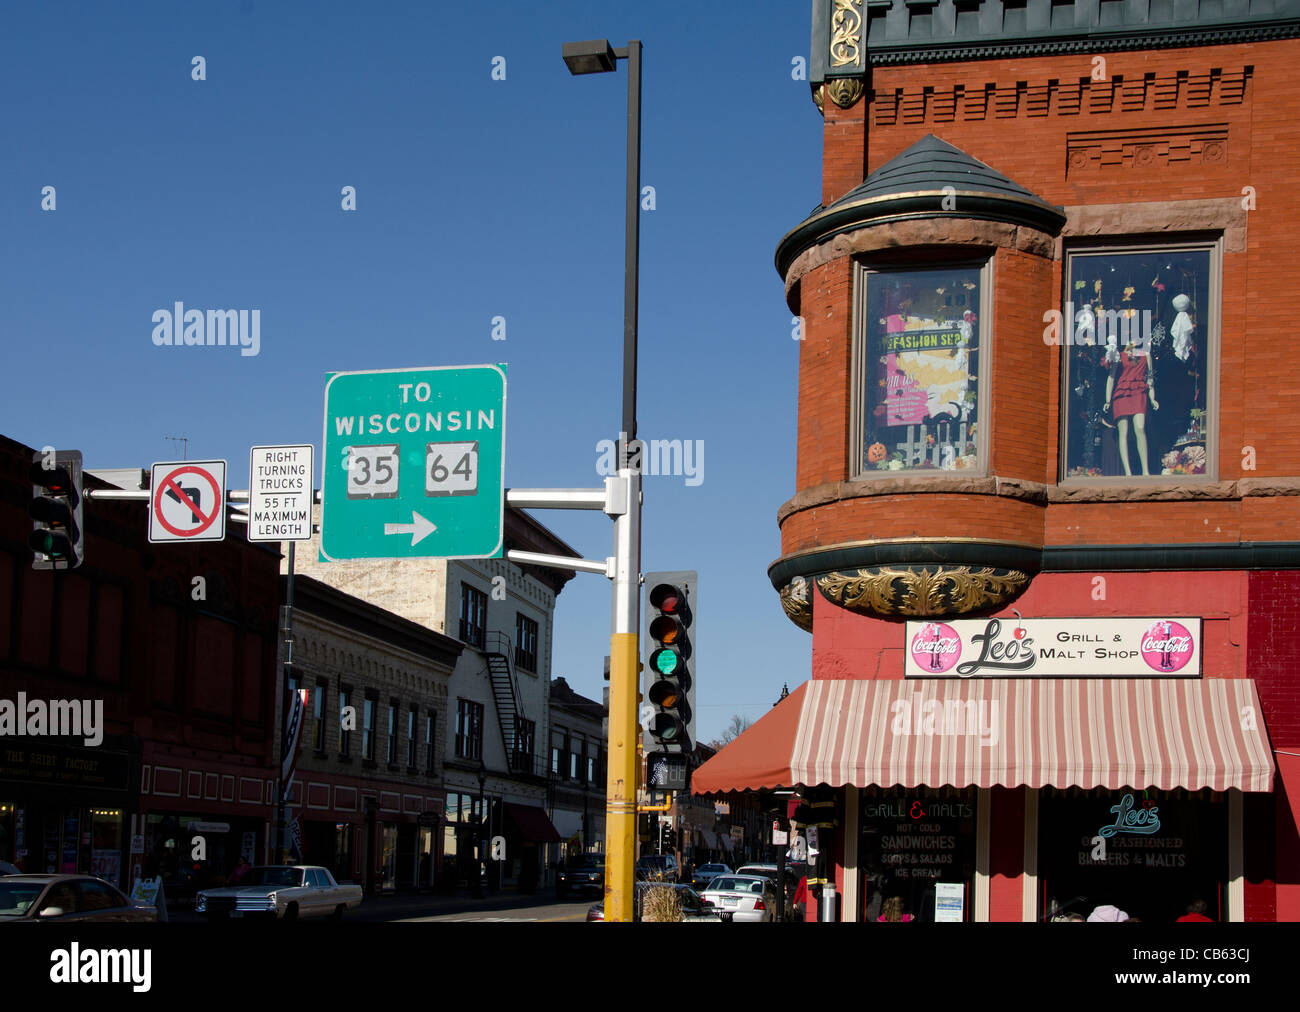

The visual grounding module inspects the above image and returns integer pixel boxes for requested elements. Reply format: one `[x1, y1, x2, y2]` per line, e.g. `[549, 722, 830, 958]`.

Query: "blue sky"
[1, 0, 822, 742]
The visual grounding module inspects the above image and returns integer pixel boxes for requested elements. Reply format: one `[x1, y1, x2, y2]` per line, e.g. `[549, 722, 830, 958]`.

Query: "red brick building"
[0, 434, 281, 895]
[696, 0, 1300, 923]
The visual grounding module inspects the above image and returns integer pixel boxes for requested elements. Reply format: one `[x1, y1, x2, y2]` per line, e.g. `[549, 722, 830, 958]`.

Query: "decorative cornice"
[862, 25, 1300, 66]
[778, 475, 1048, 526]
[776, 191, 1064, 280]
[768, 538, 1300, 629]
[827, 77, 867, 109]
[817, 565, 1029, 617]
[780, 576, 814, 632]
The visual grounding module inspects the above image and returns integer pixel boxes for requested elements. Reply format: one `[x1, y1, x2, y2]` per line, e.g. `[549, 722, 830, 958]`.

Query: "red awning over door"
[692, 678, 1274, 794]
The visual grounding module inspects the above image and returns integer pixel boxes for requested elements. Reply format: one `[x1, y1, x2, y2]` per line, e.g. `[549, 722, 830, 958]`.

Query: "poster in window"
[864, 268, 982, 473]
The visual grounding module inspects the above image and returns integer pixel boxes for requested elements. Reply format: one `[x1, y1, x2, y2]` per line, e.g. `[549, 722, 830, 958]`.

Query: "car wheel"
[333, 904, 345, 920]
[284, 903, 299, 922]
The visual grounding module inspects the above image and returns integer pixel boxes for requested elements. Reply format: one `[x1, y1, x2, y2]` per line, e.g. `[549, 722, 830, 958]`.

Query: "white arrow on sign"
[384, 511, 437, 546]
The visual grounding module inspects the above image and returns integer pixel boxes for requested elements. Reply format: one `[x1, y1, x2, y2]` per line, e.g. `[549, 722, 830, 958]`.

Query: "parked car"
[586, 883, 721, 922]
[195, 865, 362, 920]
[0, 875, 157, 922]
[699, 874, 778, 923]
[690, 863, 733, 891]
[735, 863, 781, 882]
[0, 861, 21, 876]
[557, 854, 604, 899]
[634, 854, 679, 882]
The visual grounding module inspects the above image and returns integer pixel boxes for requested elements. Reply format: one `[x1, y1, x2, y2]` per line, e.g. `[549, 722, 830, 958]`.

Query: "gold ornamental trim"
[817, 566, 1029, 617]
[826, 77, 866, 109]
[830, 0, 864, 68]
[780, 575, 814, 632]
[812, 82, 826, 115]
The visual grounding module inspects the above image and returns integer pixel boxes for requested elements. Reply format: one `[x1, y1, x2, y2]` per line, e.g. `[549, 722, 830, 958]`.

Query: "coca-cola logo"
[910, 622, 961, 674]
[1140, 620, 1195, 673]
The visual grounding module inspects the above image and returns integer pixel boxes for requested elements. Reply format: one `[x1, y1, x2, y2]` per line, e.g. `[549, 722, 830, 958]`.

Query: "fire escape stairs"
[483, 632, 525, 773]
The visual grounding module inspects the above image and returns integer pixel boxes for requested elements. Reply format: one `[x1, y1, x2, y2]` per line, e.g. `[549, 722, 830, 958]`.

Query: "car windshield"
[0, 881, 45, 917]
[246, 867, 303, 887]
[572, 856, 603, 870]
[698, 865, 728, 874]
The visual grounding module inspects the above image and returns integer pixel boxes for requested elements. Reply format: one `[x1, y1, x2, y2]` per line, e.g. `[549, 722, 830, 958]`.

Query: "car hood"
[198, 885, 288, 897]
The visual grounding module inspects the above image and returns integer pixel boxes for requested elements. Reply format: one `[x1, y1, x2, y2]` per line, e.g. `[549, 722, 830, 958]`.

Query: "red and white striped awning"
[692, 678, 1274, 794]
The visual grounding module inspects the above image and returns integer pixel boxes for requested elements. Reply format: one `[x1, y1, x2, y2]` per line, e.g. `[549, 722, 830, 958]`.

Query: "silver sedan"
[699, 874, 777, 923]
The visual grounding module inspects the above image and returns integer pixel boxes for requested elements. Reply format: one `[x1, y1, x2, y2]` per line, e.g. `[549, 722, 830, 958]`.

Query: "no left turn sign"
[149, 460, 227, 543]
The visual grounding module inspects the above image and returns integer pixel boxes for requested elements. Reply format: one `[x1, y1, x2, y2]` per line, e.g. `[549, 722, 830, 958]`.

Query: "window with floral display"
[858, 265, 985, 475]
[1061, 246, 1213, 479]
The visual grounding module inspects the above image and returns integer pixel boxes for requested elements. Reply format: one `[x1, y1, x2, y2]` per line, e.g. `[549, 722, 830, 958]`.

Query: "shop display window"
[1037, 787, 1226, 923]
[859, 785, 978, 922]
[854, 263, 989, 477]
[1060, 245, 1216, 480]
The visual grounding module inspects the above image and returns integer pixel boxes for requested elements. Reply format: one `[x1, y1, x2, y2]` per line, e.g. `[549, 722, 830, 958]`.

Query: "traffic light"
[29, 449, 84, 570]
[643, 570, 696, 752]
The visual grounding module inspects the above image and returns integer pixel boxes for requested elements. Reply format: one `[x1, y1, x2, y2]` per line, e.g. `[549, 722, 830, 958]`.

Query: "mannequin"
[1104, 339, 1158, 475]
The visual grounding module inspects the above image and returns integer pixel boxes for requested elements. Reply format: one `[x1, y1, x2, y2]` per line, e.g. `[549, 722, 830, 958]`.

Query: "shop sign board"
[904, 616, 1201, 678]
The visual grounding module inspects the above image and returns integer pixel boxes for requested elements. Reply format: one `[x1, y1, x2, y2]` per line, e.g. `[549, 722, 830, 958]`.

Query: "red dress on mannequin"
[1111, 350, 1148, 418]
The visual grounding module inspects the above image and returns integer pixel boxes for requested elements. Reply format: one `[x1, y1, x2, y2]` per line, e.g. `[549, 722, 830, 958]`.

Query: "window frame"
[425, 712, 436, 774]
[387, 699, 399, 766]
[363, 693, 377, 761]
[849, 258, 994, 480]
[1058, 239, 1221, 484]
[459, 583, 488, 649]
[514, 613, 539, 673]
[338, 686, 352, 758]
[407, 705, 418, 769]
[313, 678, 327, 753]
[455, 698, 484, 761]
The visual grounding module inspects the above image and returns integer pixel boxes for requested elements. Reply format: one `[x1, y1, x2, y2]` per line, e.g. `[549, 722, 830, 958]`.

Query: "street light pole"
[562, 36, 643, 923]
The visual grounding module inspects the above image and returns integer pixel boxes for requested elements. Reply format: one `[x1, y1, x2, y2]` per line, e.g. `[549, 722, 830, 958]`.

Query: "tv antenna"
[165, 435, 189, 460]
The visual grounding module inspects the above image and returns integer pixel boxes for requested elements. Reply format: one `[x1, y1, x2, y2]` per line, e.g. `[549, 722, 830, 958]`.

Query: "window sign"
[859, 265, 985, 475]
[1060, 247, 1213, 479]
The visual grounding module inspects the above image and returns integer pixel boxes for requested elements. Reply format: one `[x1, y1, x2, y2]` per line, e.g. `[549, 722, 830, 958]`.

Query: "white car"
[699, 874, 777, 923]
[196, 865, 362, 920]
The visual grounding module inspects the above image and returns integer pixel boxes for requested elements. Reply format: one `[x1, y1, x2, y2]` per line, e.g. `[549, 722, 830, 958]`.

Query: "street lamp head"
[562, 39, 618, 75]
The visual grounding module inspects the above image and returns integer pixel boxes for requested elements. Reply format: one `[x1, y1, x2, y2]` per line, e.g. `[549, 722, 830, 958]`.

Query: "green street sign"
[320, 364, 506, 561]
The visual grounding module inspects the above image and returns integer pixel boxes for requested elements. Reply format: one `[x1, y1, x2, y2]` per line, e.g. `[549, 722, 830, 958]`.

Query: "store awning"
[503, 803, 562, 843]
[692, 678, 1274, 794]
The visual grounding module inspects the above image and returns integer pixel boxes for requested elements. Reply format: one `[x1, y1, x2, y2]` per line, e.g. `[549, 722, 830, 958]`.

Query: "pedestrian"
[1176, 898, 1214, 922]
[1086, 904, 1129, 922]
[793, 874, 809, 921]
[877, 896, 914, 922]
[228, 857, 251, 884]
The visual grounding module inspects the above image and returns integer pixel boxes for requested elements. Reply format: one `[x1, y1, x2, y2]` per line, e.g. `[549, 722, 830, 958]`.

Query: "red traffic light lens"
[649, 584, 683, 614]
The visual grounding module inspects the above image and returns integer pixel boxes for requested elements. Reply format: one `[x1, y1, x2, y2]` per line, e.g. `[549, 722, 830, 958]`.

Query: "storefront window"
[1061, 246, 1214, 479]
[859, 786, 977, 922]
[857, 264, 986, 475]
[1038, 787, 1225, 922]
